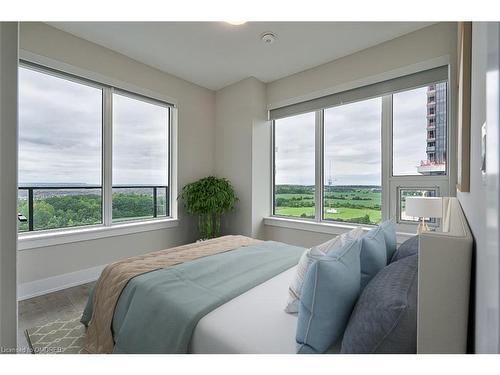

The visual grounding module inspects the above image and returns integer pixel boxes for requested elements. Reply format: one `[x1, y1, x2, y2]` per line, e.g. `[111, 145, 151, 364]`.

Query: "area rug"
[25, 315, 86, 354]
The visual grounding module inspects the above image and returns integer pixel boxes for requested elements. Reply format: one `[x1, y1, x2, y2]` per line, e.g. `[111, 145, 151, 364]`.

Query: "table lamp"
[405, 197, 443, 234]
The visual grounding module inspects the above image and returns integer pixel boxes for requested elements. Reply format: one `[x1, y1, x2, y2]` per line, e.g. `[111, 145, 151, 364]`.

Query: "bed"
[81, 197, 472, 354]
[190, 266, 301, 354]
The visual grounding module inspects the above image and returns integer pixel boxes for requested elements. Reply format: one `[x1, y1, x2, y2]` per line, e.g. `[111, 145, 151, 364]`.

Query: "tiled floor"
[18, 282, 94, 353]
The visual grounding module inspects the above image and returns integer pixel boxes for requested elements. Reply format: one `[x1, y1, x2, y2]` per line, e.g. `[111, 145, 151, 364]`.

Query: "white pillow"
[284, 226, 364, 314]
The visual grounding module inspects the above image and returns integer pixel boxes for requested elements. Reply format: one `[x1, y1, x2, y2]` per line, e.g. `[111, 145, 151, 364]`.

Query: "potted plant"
[179, 176, 238, 240]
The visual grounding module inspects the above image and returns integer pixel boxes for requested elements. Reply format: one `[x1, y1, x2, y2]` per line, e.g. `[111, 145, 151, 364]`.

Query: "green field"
[275, 185, 381, 225]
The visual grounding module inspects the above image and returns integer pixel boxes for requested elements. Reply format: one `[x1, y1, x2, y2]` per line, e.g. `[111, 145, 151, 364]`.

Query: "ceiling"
[48, 22, 434, 91]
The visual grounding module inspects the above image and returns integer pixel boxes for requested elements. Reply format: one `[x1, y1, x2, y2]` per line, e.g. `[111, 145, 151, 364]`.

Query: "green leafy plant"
[179, 176, 238, 239]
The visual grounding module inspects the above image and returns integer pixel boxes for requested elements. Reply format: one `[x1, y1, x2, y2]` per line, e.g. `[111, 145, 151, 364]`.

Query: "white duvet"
[189, 266, 299, 354]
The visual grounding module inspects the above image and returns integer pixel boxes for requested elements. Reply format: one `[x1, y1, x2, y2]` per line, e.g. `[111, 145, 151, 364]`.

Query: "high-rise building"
[417, 82, 447, 175]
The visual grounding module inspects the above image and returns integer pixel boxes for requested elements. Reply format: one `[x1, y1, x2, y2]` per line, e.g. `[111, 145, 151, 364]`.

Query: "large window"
[18, 63, 173, 234]
[393, 83, 447, 176]
[323, 98, 382, 225]
[273, 112, 315, 219]
[271, 66, 450, 228]
[112, 93, 170, 222]
[18, 66, 103, 232]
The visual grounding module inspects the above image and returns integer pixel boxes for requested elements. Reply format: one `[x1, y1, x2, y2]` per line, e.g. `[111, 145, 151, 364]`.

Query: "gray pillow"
[340, 254, 418, 354]
[391, 235, 419, 263]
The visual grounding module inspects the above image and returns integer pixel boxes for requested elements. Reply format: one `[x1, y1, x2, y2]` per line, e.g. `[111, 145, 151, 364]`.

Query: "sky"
[393, 86, 429, 176]
[19, 67, 168, 186]
[275, 86, 431, 186]
[113, 93, 168, 186]
[19, 66, 434, 187]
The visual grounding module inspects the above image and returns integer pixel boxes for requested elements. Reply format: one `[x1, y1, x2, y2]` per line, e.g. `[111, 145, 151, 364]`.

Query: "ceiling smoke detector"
[261, 32, 277, 45]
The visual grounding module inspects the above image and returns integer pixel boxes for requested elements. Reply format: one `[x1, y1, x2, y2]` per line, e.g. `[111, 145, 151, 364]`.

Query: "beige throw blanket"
[84, 235, 261, 354]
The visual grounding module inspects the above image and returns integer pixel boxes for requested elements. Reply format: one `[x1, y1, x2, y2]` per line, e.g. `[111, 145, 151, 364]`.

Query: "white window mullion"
[381, 95, 393, 222]
[103, 87, 113, 226]
[169, 107, 178, 219]
[314, 110, 324, 222]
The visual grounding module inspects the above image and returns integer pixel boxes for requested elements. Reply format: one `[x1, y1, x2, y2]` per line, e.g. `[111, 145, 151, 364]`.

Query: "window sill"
[263, 216, 414, 245]
[18, 218, 179, 251]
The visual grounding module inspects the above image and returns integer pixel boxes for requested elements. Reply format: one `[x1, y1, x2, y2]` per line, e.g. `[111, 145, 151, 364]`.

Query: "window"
[271, 66, 450, 229]
[19, 66, 103, 232]
[112, 93, 170, 222]
[18, 63, 173, 234]
[393, 83, 447, 177]
[323, 98, 382, 225]
[273, 112, 315, 219]
[398, 188, 438, 223]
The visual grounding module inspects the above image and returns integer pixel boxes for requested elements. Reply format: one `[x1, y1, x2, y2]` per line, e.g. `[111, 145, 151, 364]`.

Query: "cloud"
[393, 86, 429, 175]
[19, 67, 169, 186]
[19, 66, 441, 189]
[275, 87, 438, 186]
[113, 93, 169, 185]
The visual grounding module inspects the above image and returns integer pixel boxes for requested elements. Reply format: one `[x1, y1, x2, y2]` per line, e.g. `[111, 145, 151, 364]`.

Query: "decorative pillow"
[391, 235, 419, 263]
[340, 254, 418, 354]
[379, 219, 397, 262]
[296, 238, 362, 354]
[360, 226, 387, 291]
[285, 226, 364, 314]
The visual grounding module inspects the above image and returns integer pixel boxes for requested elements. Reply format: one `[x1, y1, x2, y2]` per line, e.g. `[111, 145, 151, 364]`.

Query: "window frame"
[271, 110, 319, 222]
[18, 62, 105, 232]
[109, 89, 172, 224]
[18, 56, 178, 249]
[396, 186, 440, 224]
[271, 74, 451, 231]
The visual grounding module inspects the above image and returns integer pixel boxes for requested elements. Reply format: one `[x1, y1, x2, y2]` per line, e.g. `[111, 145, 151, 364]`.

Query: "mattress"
[189, 266, 299, 354]
[189, 264, 342, 354]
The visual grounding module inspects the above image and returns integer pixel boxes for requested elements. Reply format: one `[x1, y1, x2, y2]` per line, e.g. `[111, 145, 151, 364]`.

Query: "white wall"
[0, 22, 19, 351]
[17, 23, 216, 286]
[215, 77, 268, 238]
[264, 22, 458, 247]
[251, 81, 271, 239]
[457, 22, 500, 354]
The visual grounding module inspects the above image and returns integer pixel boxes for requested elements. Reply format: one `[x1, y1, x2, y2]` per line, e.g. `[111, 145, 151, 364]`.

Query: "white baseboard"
[18, 264, 105, 301]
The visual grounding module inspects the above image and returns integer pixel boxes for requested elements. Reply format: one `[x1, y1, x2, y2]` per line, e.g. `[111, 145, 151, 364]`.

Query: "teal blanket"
[82, 241, 304, 354]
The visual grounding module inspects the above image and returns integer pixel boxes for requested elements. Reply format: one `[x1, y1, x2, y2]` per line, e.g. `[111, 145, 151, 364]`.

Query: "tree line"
[18, 193, 166, 231]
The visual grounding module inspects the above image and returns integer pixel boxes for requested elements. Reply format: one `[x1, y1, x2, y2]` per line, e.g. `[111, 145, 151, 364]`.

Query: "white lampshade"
[405, 197, 443, 218]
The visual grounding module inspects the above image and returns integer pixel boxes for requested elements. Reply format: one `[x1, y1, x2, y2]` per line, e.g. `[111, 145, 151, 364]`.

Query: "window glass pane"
[156, 187, 168, 217]
[112, 93, 169, 222]
[18, 67, 103, 232]
[33, 188, 102, 231]
[399, 188, 438, 222]
[274, 112, 315, 219]
[393, 83, 447, 176]
[17, 189, 29, 233]
[323, 98, 382, 225]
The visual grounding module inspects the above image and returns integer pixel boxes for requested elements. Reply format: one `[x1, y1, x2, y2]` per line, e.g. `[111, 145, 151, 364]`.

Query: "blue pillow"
[360, 226, 387, 290]
[379, 219, 397, 262]
[296, 238, 362, 354]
